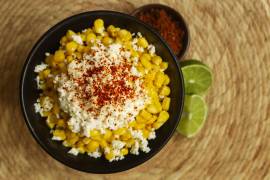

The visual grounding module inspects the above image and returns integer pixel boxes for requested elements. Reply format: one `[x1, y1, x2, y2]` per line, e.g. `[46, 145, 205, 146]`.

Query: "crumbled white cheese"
[148, 44, 155, 55]
[137, 32, 142, 37]
[148, 131, 156, 140]
[88, 150, 102, 158]
[42, 97, 53, 112]
[52, 136, 62, 141]
[55, 42, 149, 135]
[130, 140, 139, 155]
[68, 148, 79, 156]
[34, 102, 41, 113]
[71, 34, 83, 45]
[45, 52, 50, 56]
[34, 63, 48, 73]
[112, 140, 125, 149]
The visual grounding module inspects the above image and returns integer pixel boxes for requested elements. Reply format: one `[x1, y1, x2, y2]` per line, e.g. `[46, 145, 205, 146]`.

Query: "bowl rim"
[20, 10, 185, 174]
[131, 3, 190, 61]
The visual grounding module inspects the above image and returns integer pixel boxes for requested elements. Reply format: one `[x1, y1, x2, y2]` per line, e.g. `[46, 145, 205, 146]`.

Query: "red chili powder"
[138, 9, 184, 55]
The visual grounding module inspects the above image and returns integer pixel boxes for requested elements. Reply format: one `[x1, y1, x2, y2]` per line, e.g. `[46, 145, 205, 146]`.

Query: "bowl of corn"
[20, 11, 185, 173]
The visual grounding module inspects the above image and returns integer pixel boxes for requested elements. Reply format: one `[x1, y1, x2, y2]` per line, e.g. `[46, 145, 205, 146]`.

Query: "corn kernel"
[66, 55, 73, 63]
[136, 115, 147, 124]
[56, 119, 66, 128]
[66, 30, 76, 40]
[99, 139, 108, 148]
[102, 36, 113, 46]
[134, 123, 145, 130]
[86, 33, 96, 43]
[137, 37, 148, 48]
[104, 129, 113, 141]
[159, 86, 171, 96]
[151, 55, 162, 65]
[93, 19, 104, 34]
[160, 62, 168, 71]
[162, 97, 171, 111]
[142, 129, 150, 138]
[128, 121, 136, 127]
[114, 128, 126, 136]
[157, 111, 170, 123]
[146, 115, 157, 124]
[153, 122, 163, 129]
[53, 50, 65, 62]
[53, 129, 66, 140]
[86, 140, 99, 152]
[126, 139, 135, 148]
[105, 151, 115, 161]
[82, 137, 91, 144]
[163, 74, 170, 85]
[154, 71, 165, 88]
[66, 41, 78, 53]
[60, 36, 68, 46]
[120, 148, 129, 156]
[140, 110, 152, 120]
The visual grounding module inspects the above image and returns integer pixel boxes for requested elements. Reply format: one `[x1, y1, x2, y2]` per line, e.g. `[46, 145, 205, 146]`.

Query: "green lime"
[177, 95, 208, 138]
[180, 59, 213, 94]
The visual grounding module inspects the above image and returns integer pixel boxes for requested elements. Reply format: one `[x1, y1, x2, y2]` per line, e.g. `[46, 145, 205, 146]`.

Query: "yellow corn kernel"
[140, 110, 152, 120]
[86, 32, 96, 43]
[102, 36, 113, 46]
[157, 111, 170, 123]
[52, 104, 60, 115]
[42, 69, 51, 78]
[86, 140, 99, 152]
[154, 71, 165, 88]
[114, 128, 126, 136]
[56, 119, 66, 128]
[162, 97, 171, 111]
[134, 123, 145, 130]
[80, 34, 86, 42]
[131, 49, 139, 57]
[90, 130, 101, 141]
[121, 132, 132, 141]
[60, 36, 68, 46]
[46, 114, 57, 129]
[142, 129, 150, 138]
[74, 52, 82, 60]
[136, 65, 145, 74]
[93, 19, 104, 34]
[120, 148, 129, 156]
[77, 44, 85, 52]
[99, 139, 108, 148]
[53, 50, 65, 62]
[104, 129, 113, 141]
[153, 122, 163, 129]
[105, 151, 115, 161]
[66, 55, 73, 63]
[146, 102, 162, 114]
[137, 37, 148, 48]
[159, 86, 171, 96]
[128, 121, 136, 127]
[151, 55, 162, 65]
[66, 41, 78, 53]
[62, 140, 71, 147]
[118, 29, 132, 41]
[136, 115, 147, 124]
[152, 64, 161, 71]
[77, 146, 86, 154]
[53, 129, 66, 140]
[126, 139, 135, 148]
[140, 55, 152, 70]
[45, 55, 54, 65]
[146, 115, 157, 124]
[160, 62, 168, 71]
[67, 135, 79, 145]
[66, 30, 76, 40]
[96, 35, 103, 40]
[83, 46, 91, 53]
[163, 74, 170, 85]
[82, 137, 91, 144]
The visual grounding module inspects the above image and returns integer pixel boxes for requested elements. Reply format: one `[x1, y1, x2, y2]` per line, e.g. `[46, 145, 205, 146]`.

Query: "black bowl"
[20, 11, 185, 173]
[131, 4, 190, 60]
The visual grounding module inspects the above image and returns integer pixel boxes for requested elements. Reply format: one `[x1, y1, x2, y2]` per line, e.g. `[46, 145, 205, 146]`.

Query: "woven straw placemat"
[0, 0, 269, 179]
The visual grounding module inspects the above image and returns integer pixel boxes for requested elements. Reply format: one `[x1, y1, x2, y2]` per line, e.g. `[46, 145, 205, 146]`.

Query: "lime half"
[180, 60, 213, 94]
[177, 95, 208, 138]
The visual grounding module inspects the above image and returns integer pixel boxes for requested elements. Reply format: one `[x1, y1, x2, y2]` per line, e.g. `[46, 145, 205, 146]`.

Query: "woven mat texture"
[0, 0, 270, 179]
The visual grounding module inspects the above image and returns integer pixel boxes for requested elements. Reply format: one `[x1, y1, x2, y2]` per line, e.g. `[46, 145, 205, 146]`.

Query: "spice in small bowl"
[131, 4, 190, 60]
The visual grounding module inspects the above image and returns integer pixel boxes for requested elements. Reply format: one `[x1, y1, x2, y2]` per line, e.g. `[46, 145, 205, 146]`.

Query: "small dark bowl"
[131, 4, 190, 60]
[20, 11, 184, 173]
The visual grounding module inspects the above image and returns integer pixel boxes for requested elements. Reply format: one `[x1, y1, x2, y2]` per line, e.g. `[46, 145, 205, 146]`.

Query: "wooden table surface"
[1, 0, 270, 179]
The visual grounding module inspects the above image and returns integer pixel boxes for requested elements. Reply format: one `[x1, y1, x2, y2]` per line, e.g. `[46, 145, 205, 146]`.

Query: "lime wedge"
[180, 60, 213, 94]
[177, 95, 207, 137]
